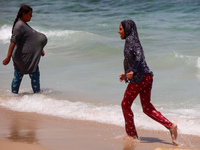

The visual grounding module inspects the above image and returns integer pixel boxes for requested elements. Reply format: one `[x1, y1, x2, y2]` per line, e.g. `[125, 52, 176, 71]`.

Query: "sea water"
[0, 0, 200, 137]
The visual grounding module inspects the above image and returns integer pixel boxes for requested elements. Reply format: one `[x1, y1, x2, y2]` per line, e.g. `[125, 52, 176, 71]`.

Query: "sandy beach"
[0, 106, 199, 150]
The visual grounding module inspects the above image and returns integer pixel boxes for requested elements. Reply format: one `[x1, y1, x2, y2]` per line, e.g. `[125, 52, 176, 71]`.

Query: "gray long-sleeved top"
[121, 20, 153, 83]
[11, 21, 47, 74]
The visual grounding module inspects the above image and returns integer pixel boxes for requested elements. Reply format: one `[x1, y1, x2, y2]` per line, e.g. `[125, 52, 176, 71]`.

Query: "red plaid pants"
[121, 74, 172, 137]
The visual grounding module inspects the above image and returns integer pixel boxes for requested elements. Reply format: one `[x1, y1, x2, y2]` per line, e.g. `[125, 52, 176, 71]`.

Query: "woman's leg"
[121, 82, 139, 138]
[11, 69, 23, 94]
[140, 74, 172, 129]
[29, 67, 40, 93]
[140, 74, 178, 144]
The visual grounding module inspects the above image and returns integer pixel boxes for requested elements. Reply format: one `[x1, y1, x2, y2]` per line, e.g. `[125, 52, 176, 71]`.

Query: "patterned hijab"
[121, 20, 139, 39]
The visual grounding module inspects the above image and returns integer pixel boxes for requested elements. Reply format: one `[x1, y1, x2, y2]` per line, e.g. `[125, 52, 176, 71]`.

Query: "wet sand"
[0, 106, 199, 150]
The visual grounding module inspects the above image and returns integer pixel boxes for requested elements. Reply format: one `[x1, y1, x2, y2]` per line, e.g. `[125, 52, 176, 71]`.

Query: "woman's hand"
[41, 50, 45, 57]
[3, 42, 15, 65]
[119, 73, 126, 82]
[126, 71, 134, 80]
[2, 57, 11, 65]
[119, 71, 134, 82]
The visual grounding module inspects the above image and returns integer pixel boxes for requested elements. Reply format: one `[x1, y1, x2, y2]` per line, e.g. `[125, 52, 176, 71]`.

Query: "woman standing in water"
[118, 20, 178, 145]
[2, 4, 47, 94]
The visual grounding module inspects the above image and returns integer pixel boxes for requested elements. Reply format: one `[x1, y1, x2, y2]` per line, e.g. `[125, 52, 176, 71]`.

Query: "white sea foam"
[45, 30, 79, 37]
[0, 94, 124, 126]
[0, 24, 97, 44]
[173, 51, 195, 61]
[36, 28, 98, 39]
[173, 51, 200, 69]
[197, 57, 200, 68]
[0, 94, 199, 137]
[0, 25, 11, 44]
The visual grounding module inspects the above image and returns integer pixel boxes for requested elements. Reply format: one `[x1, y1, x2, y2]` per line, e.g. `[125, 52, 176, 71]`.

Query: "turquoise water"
[0, 0, 200, 137]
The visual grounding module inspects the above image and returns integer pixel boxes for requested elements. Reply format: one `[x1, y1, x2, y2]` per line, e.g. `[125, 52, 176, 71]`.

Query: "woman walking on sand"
[118, 20, 178, 145]
[2, 4, 47, 94]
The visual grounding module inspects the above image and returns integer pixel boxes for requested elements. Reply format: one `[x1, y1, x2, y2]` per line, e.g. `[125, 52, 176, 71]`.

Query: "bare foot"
[122, 135, 139, 141]
[169, 123, 178, 145]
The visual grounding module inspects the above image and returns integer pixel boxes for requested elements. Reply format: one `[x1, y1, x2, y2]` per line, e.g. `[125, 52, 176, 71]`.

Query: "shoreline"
[0, 106, 200, 150]
[0, 140, 49, 150]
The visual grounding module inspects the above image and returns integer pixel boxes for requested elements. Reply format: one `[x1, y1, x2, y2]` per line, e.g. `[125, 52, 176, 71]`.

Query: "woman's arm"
[126, 71, 134, 80]
[119, 71, 134, 82]
[2, 42, 15, 65]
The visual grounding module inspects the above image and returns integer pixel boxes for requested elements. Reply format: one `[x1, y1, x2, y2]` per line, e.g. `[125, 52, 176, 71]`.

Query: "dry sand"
[0, 106, 199, 150]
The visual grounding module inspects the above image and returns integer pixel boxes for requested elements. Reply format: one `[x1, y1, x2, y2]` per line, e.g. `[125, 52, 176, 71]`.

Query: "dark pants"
[11, 67, 40, 94]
